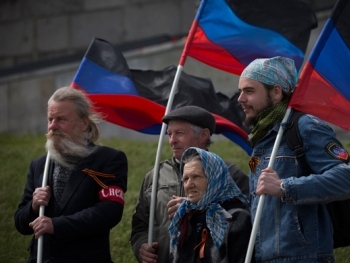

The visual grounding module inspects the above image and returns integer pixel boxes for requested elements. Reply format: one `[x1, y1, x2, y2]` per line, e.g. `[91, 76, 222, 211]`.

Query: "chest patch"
[325, 142, 349, 162]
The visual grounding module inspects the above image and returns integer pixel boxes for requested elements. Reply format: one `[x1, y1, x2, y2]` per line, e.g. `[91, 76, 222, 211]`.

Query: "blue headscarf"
[168, 147, 248, 251]
[240, 56, 298, 94]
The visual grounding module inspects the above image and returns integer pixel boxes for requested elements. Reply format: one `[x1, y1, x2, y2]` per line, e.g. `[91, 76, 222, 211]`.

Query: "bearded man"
[14, 86, 128, 263]
[237, 57, 350, 262]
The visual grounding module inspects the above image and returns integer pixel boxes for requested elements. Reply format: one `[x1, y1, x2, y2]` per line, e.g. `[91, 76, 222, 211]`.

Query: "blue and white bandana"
[241, 56, 298, 94]
[168, 147, 249, 251]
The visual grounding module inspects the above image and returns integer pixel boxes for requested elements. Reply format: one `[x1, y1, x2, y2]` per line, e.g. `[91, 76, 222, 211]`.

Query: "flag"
[186, 0, 317, 74]
[71, 38, 252, 155]
[289, 0, 350, 131]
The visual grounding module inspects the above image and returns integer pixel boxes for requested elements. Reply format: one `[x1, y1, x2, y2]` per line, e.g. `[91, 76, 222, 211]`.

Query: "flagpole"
[148, 65, 183, 245]
[37, 152, 50, 263]
[147, 0, 208, 246]
[244, 107, 292, 263]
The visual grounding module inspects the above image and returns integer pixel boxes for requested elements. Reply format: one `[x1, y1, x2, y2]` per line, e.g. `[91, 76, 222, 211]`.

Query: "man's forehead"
[239, 78, 264, 89]
[48, 100, 75, 115]
[167, 119, 192, 130]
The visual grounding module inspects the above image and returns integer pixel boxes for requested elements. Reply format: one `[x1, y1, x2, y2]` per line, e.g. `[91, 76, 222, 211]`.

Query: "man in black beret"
[162, 105, 216, 135]
[130, 105, 249, 263]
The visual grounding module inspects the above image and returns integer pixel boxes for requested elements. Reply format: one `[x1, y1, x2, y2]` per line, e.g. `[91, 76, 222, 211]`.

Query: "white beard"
[45, 130, 95, 169]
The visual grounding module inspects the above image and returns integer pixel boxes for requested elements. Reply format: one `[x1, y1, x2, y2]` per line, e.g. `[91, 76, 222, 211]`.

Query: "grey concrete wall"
[0, 0, 197, 69]
[1, 0, 348, 142]
[0, 0, 197, 140]
[0, 0, 337, 70]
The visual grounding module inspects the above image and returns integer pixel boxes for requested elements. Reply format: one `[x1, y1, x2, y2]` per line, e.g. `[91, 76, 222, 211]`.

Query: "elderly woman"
[169, 147, 253, 263]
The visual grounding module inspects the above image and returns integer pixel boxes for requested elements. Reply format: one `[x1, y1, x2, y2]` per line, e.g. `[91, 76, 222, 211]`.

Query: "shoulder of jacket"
[29, 154, 49, 173]
[144, 158, 174, 177]
[296, 113, 334, 136]
[94, 145, 114, 152]
[296, 112, 323, 125]
[94, 145, 126, 156]
[223, 160, 233, 167]
[32, 154, 48, 165]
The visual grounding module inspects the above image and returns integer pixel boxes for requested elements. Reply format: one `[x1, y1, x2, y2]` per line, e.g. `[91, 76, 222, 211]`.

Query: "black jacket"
[14, 146, 128, 263]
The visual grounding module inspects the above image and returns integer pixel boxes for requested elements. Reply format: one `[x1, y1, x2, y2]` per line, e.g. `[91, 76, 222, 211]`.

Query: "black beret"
[162, 105, 216, 135]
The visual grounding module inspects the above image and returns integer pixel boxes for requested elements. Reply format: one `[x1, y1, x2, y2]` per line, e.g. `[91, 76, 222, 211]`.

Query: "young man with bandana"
[238, 56, 350, 263]
[14, 87, 128, 263]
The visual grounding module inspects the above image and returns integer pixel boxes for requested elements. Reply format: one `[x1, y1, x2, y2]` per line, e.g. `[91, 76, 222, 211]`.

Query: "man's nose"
[187, 178, 195, 186]
[169, 135, 177, 144]
[237, 92, 245, 103]
[48, 119, 58, 129]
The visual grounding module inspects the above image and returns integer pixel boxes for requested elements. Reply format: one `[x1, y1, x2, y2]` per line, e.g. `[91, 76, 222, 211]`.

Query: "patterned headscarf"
[240, 56, 298, 94]
[168, 147, 249, 251]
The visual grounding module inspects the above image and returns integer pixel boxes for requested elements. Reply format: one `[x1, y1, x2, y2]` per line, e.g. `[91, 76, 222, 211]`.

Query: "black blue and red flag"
[71, 38, 252, 155]
[289, 0, 350, 131]
[185, 0, 317, 74]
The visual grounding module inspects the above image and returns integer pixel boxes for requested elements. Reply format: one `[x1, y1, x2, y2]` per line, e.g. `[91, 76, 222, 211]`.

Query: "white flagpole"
[148, 65, 184, 245]
[147, 0, 207, 246]
[244, 107, 292, 263]
[37, 152, 51, 263]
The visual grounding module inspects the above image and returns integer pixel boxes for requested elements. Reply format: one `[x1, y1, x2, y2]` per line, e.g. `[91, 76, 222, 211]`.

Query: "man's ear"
[81, 117, 89, 132]
[272, 84, 283, 102]
[200, 128, 211, 142]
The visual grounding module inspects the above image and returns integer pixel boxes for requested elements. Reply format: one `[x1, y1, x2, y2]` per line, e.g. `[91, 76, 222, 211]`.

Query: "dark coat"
[14, 145, 128, 263]
[170, 200, 254, 263]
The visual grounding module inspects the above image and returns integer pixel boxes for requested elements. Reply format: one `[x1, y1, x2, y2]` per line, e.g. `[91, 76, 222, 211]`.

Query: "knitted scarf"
[249, 100, 288, 147]
[168, 147, 248, 252]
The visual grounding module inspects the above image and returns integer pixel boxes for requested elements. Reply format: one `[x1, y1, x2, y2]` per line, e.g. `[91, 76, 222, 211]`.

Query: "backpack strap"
[286, 111, 350, 249]
[285, 110, 313, 174]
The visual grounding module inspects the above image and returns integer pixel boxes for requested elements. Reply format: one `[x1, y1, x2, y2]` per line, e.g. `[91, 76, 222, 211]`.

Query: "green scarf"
[249, 101, 288, 147]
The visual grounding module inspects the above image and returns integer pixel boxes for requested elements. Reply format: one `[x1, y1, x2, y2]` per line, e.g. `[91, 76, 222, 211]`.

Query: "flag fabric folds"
[186, 0, 317, 75]
[71, 38, 165, 134]
[289, 0, 350, 131]
[71, 38, 252, 155]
